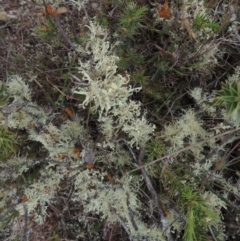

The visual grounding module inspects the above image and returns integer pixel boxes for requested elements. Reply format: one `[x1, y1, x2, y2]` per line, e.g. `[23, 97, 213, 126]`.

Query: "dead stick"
[126, 127, 240, 175]
[137, 148, 166, 225]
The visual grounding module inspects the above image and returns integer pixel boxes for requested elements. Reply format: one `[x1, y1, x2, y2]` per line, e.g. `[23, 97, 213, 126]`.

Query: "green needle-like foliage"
[215, 80, 240, 123]
[35, 18, 59, 41]
[182, 186, 214, 241]
[118, 2, 147, 37]
[193, 15, 219, 32]
[0, 127, 15, 155]
[146, 139, 165, 160]
[0, 84, 8, 106]
[163, 170, 216, 241]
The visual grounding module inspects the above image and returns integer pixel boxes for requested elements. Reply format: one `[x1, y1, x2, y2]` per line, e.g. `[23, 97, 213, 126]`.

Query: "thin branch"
[111, 209, 131, 237]
[53, 15, 77, 51]
[126, 127, 240, 175]
[70, 74, 90, 86]
[200, 141, 240, 190]
[45, 76, 79, 101]
[208, 225, 218, 241]
[21, 204, 28, 241]
[137, 148, 166, 223]
[113, 138, 137, 162]
[137, 148, 174, 241]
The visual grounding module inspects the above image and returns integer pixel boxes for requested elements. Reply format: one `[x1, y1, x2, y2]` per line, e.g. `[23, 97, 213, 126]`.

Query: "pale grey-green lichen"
[74, 21, 155, 147]
[6, 75, 31, 103]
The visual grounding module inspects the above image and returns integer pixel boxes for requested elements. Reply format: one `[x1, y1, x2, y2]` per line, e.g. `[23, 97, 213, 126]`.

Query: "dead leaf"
[0, 11, 17, 21]
[56, 6, 69, 15]
[0, 11, 7, 21]
[178, 4, 196, 41]
[180, 17, 196, 41]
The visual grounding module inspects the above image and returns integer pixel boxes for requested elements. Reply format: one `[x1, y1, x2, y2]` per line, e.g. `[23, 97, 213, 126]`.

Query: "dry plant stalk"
[180, 17, 196, 41]
[178, 4, 196, 41]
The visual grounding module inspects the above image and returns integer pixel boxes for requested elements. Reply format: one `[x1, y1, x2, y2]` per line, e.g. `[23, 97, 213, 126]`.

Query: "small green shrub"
[146, 139, 165, 161]
[193, 15, 219, 32]
[35, 19, 59, 41]
[0, 128, 15, 155]
[215, 68, 240, 124]
[118, 2, 147, 37]
[163, 169, 217, 241]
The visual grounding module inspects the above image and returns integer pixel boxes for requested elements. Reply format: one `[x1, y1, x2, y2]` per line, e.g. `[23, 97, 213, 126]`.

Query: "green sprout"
[0, 127, 15, 155]
[35, 18, 59, 41]
[193, 15, 219, 32]
[215, 80, 240, 124]
[118, 2, 147, 37]
[146, 139, 165, 161]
